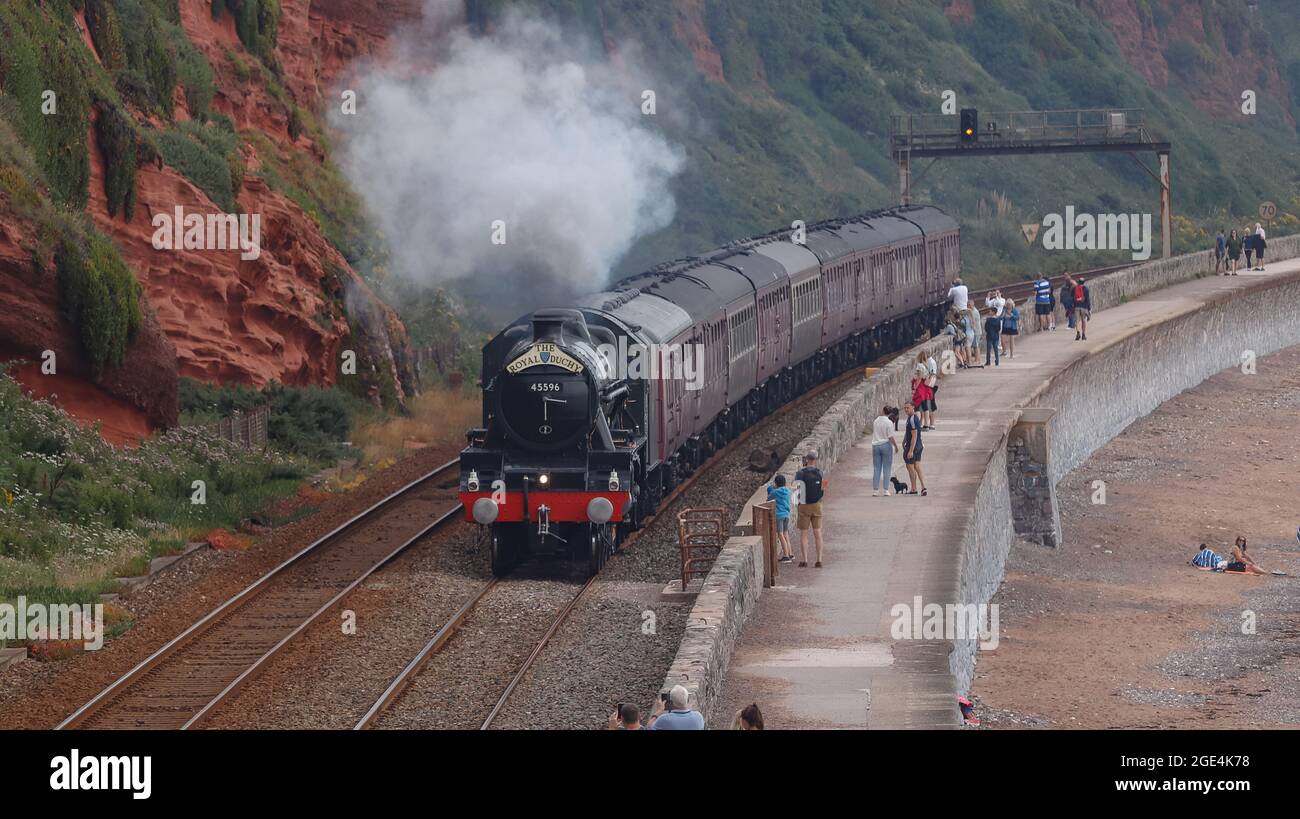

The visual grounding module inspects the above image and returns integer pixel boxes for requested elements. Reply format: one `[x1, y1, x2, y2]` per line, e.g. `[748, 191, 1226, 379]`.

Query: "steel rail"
[58, 459, 463, 730]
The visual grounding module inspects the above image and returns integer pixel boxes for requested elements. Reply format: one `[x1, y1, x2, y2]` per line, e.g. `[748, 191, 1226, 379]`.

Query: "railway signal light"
[960, 108, 978, 143]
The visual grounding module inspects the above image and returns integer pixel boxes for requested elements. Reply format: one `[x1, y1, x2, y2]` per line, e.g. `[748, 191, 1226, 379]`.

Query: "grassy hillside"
[469, 0, 1300, 288]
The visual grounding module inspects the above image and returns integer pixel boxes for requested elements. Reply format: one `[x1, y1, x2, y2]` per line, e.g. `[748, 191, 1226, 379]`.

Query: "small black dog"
[890, 476, 909, 494]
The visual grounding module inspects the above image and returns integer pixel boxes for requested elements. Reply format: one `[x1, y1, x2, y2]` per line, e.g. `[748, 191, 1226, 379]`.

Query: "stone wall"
[1036, 272, 1300, 484]
[951, 443, 1013, 693]
[949, 241, 1300, 695]
[659, 536, 764, 720]
[660, 335, 955, 720]
[663, 234, 1300, 717]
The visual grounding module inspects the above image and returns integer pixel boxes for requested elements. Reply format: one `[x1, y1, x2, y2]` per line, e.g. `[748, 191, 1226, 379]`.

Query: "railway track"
[970, 261, 1137, 306]
[58, 460, 465, 730]
[356, 362, 871, 730]
[60, 261, 1135, 732]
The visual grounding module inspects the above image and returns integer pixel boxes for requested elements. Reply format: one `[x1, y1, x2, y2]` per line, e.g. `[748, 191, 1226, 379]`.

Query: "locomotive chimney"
[530, 308, 589, 344]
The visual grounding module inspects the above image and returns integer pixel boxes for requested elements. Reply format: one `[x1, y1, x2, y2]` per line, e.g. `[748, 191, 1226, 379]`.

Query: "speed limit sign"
[1259, 201, 1277, 220]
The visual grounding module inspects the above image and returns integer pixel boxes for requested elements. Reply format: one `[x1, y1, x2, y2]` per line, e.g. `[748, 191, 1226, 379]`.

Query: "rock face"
[0, 0, 428, 441]
[1083, 1, 1292, 127]
[89, 138, 365, 392]
[0, 207, 179, 440]
[671, 0, 725, 84]
[279, 0, 426, 108]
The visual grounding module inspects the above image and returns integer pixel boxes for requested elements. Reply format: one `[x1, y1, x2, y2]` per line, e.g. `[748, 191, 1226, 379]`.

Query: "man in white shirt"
[947, 279, 969, 312]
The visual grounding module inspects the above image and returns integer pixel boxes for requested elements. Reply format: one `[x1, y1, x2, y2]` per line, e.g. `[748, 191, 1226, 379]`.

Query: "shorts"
[796, 502, 822, 530]
[919, 399, 935, 412]
[1034, 303, 1052, 316]
[1002, 327, 1018, 336]
[1225, 561, 1248, 573]
[904, 446, 923, 464]
[776, 517, 789, 533]
[1075, 308, 1091, 322]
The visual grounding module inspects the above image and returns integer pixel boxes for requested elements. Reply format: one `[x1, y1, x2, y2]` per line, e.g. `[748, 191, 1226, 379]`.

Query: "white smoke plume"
[333, 2, 686, 305]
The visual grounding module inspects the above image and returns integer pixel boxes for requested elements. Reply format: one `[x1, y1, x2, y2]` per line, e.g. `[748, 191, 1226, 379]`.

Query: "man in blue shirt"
[647, 685, 705, 730]
[1191, 544, 1225, 571]
[1033, 273, 1052, 331]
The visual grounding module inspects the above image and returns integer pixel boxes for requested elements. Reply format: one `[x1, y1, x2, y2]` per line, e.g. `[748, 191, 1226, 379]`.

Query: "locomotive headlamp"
[587, 497, 614, 525]
[467, 470, 480, 492]
[472, 497, 499, 525]
[608, 471, 620, 492]
[538, 473, 550, 486]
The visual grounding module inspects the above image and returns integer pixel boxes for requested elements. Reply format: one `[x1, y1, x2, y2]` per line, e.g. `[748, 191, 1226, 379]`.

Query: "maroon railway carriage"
[460, 206, 960, 575]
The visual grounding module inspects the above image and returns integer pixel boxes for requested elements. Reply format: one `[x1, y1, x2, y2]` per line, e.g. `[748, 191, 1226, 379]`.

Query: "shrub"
[0, 3, 93, 208]
[179, 378, 363, 459]
[113, 68, 156, 112]
[83, 0, 127, 72]
[54, 231, 142, 375]
[174, 30, 216, 119]
[113, 0, 179, 117]
[93, 101, 139, 220]
[1165, 40, 1212, 76]
[155, 123, 239, 211]
[212, 0, 281, 61]
[0, 368, 315, 604]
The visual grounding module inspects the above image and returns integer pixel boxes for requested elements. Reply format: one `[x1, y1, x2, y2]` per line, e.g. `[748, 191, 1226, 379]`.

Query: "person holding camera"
[646, 685, 705, 730]
[607, 703, 645, 730]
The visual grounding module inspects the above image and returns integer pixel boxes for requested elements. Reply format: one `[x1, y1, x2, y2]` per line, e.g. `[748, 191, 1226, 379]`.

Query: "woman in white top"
[870, 407, 899, 497]
[1255, 223, 1267, 271]
[966, 305, 983, 366]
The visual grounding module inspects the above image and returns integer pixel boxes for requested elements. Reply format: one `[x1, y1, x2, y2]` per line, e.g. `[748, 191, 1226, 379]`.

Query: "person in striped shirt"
[1190, 544, 1225, 571]
[1033, 274, 1053, 332]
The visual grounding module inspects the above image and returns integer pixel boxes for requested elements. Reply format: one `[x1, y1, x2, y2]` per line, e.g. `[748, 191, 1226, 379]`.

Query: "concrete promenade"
[713, 258, 1300, 729]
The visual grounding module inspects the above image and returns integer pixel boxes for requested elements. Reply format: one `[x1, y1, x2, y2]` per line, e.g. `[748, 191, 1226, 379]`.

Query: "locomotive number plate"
[530, 382, 563, 393]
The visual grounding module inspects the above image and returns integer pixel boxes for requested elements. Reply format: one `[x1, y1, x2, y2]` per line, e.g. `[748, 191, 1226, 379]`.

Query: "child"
[766, 474, 794, 563]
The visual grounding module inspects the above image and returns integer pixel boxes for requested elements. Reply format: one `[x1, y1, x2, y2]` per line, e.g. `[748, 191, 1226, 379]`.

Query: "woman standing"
[1255, 223, 1267, 271]
[1226, 229, 1242, 275]
[966, 304, 983, 367]
[925, 350, 939, 430]
[1002, 298, 1020, 358]
[870, 406, 898, 497]
[958, 309, 974, 368]
[914, 352, 935, 429]
[902, 402, 927, 496]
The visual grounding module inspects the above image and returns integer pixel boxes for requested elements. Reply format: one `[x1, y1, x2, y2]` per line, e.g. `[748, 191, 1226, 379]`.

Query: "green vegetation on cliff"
[471, 0, 1300, 286]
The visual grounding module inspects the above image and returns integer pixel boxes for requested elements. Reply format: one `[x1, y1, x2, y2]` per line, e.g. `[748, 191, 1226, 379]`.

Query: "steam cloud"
[333, 2, 686, 306]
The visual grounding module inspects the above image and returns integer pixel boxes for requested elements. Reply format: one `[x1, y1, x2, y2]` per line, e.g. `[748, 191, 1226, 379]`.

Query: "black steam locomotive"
[460, 206, 960, 575]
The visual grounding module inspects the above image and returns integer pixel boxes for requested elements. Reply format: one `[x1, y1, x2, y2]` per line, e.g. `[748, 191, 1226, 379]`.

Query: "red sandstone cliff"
[0, 196, 178, 441]
[1, 0, 428, 441]
[1084, 0, 1293, 127]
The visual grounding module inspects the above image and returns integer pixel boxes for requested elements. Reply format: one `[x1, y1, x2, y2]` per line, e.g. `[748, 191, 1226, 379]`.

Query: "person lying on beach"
[1190, 544, 1226, 571]
[1225, 537, 1269, 576]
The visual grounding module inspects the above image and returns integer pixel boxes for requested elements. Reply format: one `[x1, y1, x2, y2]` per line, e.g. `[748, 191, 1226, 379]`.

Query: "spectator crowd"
[610, 269, 1116, 730]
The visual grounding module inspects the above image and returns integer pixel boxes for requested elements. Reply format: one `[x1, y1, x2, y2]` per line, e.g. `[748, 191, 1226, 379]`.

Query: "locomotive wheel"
[489, 527, 516, 577]
[587, 524, 611, 576]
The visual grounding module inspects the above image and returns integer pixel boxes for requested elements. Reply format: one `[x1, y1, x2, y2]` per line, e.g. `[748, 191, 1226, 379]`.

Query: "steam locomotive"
[459, 205, 960, 575]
